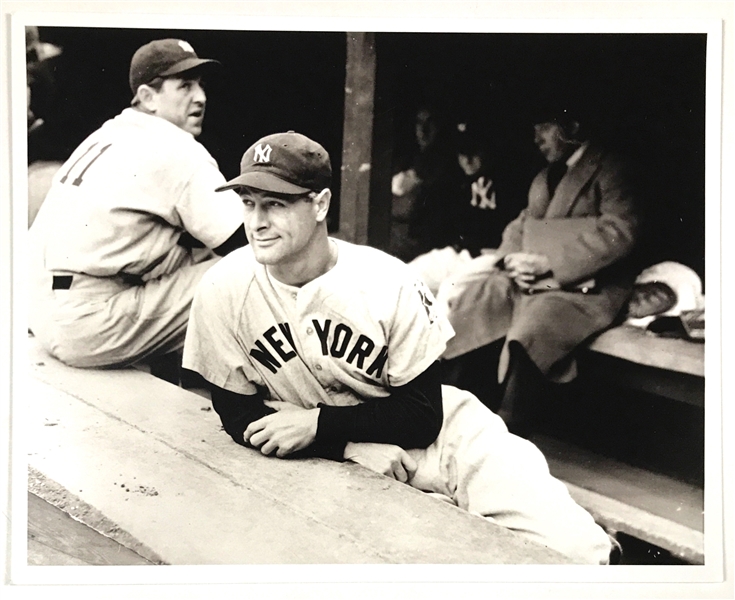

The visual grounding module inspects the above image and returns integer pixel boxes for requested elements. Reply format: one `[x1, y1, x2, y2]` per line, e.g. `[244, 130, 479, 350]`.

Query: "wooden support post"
[339, 32, 392, 249]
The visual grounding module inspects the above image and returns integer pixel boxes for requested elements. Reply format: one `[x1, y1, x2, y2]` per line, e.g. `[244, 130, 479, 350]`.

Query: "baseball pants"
[406, 385, 612, 564]
[29, 250, 219, 369]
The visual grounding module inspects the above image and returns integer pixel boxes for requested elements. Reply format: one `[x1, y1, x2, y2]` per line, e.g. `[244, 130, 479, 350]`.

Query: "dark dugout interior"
[29, 28, 706, 284]
[378, 32, 707, 284]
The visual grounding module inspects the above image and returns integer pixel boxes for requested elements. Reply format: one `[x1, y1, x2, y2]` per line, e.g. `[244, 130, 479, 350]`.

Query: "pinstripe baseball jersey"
[31, 107, 242, 278]
[183, 239, 455, 407]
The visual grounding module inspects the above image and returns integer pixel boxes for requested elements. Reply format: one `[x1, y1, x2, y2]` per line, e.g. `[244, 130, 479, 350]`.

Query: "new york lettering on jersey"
[247, 318, 389, 379]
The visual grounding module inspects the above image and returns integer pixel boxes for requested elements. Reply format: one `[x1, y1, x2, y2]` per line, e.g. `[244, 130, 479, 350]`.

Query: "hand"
[343, 442, 418, 483]
[503, 252, 552, 279]
[244, 403, 319, 458]
[391, 168, 421, 197]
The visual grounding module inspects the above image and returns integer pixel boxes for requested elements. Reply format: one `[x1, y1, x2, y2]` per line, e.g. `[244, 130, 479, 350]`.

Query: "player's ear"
[313, 188, 331, 223]
[136, 85, 158, 112]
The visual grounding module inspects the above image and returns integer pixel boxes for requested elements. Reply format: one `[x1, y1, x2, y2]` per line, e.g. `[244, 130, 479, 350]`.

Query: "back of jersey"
[30, 109, 198, 278]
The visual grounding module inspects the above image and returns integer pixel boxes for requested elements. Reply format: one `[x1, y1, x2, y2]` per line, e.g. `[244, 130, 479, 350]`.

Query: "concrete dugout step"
[26, 338, 568, 565]
[533, 434, 704, 564]
[28, 491, 155, 566]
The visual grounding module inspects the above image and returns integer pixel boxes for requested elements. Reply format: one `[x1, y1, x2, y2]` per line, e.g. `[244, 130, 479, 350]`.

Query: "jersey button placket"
[302, 314, 322, 378]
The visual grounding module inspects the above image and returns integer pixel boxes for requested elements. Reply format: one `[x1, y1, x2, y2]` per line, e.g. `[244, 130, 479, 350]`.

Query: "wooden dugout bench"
[535, 324, 705, 564]
[583, 324, 704, 407]
[25, 335, 568, 566]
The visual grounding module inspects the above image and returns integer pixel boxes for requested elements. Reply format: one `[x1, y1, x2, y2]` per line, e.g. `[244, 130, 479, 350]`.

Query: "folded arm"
[206, 360, 444, 462]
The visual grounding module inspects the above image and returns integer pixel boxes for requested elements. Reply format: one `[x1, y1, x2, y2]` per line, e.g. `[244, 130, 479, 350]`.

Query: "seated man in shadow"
[441, 101, 642, 438]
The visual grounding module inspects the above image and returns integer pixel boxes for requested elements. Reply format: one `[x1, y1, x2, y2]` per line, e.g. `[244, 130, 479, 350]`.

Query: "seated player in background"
[408, 123, 528, 296]
[389, 104, 461, 262]
[28, 39, 246, 376]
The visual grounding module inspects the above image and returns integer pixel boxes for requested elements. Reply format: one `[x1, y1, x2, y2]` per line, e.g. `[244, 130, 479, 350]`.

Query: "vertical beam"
[367, 41, 394, 252]
[339, 32, 375, 245]
[339, 32, 392, 249]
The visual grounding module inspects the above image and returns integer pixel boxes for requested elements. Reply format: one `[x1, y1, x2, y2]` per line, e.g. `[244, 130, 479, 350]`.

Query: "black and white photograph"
[1, 2, 732, 599]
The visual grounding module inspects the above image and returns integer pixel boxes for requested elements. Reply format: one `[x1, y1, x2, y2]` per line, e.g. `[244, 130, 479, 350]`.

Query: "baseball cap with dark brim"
[216, 131, 332, 195]
[129, 38, 221, 94]
[159, 56, 219, 78]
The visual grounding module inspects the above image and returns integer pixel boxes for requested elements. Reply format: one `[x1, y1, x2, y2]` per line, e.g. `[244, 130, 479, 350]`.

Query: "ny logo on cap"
[178, 40, 195, 54]
[254, 143, 273, 164]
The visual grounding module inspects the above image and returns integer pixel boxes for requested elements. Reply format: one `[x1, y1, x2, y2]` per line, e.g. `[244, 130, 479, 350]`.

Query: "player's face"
[533, 121, 575, 164]
[458, 153, 482, 176]
[241, 189, 326, 269]
[627, 282, 678, 319]
[150, 76, 207, 136]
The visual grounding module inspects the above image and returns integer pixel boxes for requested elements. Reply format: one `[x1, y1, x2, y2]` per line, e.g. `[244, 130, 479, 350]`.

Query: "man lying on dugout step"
[182, 131, 616, 565]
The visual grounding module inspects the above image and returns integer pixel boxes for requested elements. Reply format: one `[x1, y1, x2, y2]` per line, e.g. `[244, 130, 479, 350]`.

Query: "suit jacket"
[443, 143, 642, 382]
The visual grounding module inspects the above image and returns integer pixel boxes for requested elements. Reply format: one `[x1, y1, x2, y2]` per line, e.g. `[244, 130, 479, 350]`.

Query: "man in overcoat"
[441, 105, 642, 437]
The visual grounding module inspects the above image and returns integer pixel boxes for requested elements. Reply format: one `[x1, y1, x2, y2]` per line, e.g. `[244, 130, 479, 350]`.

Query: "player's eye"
[268, 201, 286, 209]
[242, 199, 255, 208]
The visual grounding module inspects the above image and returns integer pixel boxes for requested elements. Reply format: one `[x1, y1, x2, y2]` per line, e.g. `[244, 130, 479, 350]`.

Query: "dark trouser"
[442, 339, 551, 439]
[441, 339, 505, 412]
[497, 340, 550, 438]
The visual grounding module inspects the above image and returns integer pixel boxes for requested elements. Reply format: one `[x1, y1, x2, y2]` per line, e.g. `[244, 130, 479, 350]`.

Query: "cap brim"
[216, 171, 311, 195]
[160, 57, 221, 78]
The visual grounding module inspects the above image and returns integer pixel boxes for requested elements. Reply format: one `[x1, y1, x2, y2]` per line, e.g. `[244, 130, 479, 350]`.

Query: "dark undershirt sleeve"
[209, 385, 273, 446]
[206, 360, 443, 462]
[208, 384, 348, 462]
[315, 361, 444, 450]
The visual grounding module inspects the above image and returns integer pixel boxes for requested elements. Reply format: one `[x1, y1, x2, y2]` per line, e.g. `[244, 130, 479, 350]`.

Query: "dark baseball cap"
[129, 38, 220, 94]
[216, 131, 332, 195]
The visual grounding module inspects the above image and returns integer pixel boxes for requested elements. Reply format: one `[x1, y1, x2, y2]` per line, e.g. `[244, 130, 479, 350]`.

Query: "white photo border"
[2, 2, 731, 599]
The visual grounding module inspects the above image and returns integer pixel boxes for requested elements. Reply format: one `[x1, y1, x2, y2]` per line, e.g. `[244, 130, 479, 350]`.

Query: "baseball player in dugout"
[28, 39, 247, 373]
[182, 131, 618, 564]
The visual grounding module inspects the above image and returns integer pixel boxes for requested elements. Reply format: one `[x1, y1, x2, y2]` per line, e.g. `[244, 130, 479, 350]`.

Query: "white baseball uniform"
[182, 239, 612, 564]
[28, 107, 243, 367]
